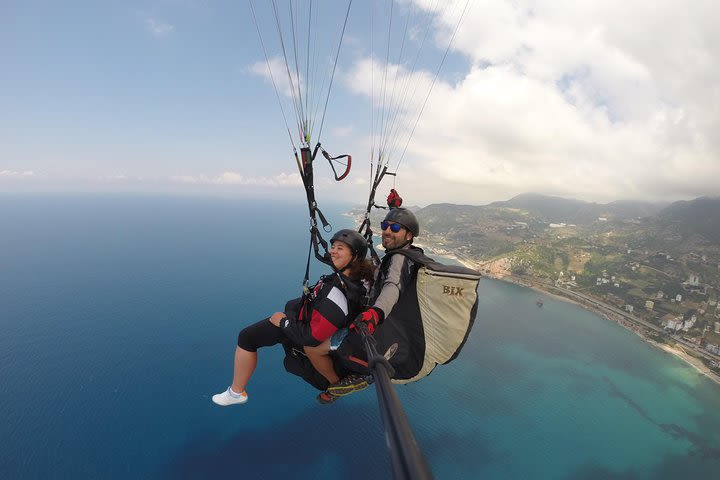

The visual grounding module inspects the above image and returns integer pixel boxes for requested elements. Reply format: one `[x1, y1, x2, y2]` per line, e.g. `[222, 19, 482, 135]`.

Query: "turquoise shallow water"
[1, 194, 719, 479]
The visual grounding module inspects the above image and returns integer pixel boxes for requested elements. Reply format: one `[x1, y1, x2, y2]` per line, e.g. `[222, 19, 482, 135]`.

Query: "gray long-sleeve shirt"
[372, 249, 414, 316]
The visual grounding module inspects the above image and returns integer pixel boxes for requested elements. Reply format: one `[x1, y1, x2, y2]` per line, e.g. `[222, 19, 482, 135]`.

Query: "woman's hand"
[269, 312, 286, 327]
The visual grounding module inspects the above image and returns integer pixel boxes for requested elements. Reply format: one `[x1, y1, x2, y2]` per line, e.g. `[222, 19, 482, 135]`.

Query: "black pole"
[362, 330, 434, 480]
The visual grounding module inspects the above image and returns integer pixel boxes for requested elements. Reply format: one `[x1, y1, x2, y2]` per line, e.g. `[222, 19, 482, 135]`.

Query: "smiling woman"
[211, 229, 374, 406]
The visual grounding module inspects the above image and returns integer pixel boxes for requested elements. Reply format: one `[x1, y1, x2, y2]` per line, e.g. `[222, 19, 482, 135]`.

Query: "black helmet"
[330, 229, 368, 260]
[383, 208, 419, 237]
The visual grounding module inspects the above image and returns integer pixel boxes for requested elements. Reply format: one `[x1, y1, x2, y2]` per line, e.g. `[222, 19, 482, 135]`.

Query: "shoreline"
[445, 254, 720, 386]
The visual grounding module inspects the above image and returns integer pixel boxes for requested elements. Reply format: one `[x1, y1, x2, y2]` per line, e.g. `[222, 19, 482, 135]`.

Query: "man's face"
[381, 221, 413, 250]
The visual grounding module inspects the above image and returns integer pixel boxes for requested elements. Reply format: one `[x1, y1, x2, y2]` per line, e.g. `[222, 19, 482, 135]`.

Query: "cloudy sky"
[2, 0, 718, 206]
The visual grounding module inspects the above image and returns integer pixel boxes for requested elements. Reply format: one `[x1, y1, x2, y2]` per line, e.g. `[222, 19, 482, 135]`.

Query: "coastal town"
[360, 194, 720, 384]
[471, 258, 720, 385]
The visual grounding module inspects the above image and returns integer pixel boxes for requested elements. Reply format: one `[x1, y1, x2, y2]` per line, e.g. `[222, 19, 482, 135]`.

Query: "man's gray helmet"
[383, 208, 419, 237]
[330, 229, 368, 260]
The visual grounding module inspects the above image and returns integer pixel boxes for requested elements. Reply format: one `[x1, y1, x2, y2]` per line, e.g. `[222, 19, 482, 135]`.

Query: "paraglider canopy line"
[395, 0, 472, 173]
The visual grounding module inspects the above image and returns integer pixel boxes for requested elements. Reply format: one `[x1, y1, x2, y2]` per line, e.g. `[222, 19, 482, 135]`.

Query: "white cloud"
[331, 125, 354, 137]
[100, 175, 129, 181]
[170, 175, 202, 184]
[171, 172, 302, 187]
[0, 170, 35, 178]
[145, 18, 174, 37]
[342, 0, 720, 204]
[248, 57, 298, 99]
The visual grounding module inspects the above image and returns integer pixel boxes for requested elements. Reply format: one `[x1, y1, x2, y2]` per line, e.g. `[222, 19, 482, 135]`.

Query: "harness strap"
[359, 166, 397, 267]
[320, 146, 352, 181]
[295, 141, 354, 322]
[298, 145, 334, 288]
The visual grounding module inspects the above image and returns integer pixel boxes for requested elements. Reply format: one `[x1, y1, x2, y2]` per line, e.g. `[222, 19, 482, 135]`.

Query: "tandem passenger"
[212, 229, 374, 406]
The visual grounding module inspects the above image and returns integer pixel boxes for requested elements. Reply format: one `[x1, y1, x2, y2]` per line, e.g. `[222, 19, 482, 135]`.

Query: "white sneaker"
[212, 387, 248, 406]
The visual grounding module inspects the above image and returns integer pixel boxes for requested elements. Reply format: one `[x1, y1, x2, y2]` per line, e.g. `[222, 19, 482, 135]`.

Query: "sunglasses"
[380, 221, 403, 233]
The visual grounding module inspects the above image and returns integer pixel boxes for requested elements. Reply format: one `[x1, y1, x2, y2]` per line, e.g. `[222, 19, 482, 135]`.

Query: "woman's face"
[330, 240, 354, 272]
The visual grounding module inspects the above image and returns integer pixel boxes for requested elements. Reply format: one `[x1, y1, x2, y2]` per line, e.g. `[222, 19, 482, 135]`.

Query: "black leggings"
[237, 318, 285, 352]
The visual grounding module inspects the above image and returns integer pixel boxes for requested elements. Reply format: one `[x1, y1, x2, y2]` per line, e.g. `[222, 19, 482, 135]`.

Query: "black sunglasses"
[380, 221, 403, 233]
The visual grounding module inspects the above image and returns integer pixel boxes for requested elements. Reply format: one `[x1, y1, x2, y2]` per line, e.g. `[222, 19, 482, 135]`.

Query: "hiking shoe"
[316, 391, 339, 405]
[212, 387, 248, 406]
[326, 374, 370, 397]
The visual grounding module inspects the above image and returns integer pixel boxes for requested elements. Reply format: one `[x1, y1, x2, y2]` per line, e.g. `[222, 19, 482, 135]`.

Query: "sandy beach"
[450, 256, 720, 387]
[650, 342, 720, 382]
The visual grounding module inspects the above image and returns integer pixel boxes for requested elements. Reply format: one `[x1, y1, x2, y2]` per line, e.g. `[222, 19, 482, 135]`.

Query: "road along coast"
[420, 246, 720, 387]
[484, 270, 720, 387]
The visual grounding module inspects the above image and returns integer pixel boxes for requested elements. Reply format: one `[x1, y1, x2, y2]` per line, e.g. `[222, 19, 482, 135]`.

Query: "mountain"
[408, 194, 719, 258]
[654, 197, 720, 244]
[488, 193, 664, 224]
[604, 200, 666, 219]
[414, 203, 491, 233]
[415, 194, 666, 234]
[490, 193, 595, 222]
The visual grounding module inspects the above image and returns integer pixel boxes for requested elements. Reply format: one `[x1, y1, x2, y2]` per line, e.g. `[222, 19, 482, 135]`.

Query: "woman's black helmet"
[383, 208, 420, 237]
[330, 229, 368, 260]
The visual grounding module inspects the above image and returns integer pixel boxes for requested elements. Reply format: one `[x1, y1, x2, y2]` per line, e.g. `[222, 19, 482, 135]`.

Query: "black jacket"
[280, 273, 365, 347]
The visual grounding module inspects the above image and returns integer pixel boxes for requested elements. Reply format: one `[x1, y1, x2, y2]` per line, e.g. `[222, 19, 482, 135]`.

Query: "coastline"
[443, 253, 720, 387]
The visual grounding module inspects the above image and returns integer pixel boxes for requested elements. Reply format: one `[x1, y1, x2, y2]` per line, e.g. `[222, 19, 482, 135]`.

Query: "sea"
[1, 194, 719, 480]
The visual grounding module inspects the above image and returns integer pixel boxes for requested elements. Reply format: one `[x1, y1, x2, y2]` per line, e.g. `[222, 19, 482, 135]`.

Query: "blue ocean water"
[1, 194, 719, 479]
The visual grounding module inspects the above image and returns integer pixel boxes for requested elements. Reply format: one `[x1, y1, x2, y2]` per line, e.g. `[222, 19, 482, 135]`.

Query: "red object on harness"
[387, 189, 403, 208]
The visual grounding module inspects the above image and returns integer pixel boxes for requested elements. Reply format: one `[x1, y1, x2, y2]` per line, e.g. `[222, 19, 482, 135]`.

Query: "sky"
[1, 0, 718, 207]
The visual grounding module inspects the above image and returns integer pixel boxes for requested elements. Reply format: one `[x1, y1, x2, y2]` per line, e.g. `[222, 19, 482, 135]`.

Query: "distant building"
[683, 316, 696, 331]
[715, 322, 720, 334]
[664, 319, 683, 331]
[645, 300, 655, 311]
[676, 294, 682, 302]
[656, 291, 664, 299]
[625, 305, 634, 313]
[688, 274, 700, 286]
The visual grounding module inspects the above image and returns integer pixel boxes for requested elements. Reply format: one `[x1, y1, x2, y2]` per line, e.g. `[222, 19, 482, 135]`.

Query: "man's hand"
[350, 307, 384, 335]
